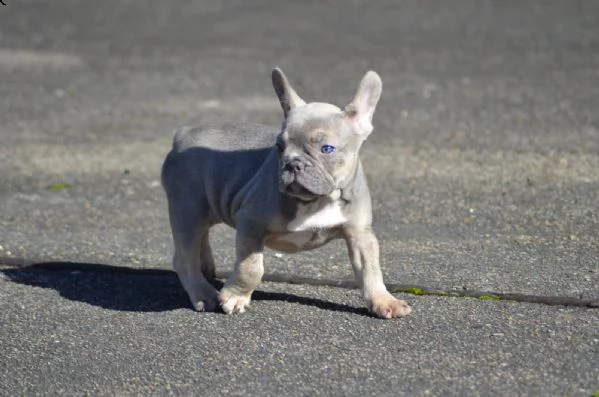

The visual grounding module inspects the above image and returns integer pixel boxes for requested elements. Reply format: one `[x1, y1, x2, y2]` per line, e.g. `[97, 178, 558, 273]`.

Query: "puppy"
[161, 68, 411, 319]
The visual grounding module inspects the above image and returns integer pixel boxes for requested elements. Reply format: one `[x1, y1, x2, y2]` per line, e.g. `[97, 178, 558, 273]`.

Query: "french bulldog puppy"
[161, 68, 411, 319]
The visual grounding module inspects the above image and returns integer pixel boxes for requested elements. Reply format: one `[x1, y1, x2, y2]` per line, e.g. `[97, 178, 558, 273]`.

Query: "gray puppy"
[161, 68, 411, 319]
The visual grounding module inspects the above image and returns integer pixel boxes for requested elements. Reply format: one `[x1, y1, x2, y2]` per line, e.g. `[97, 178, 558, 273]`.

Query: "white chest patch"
[287, 201, 347, 232]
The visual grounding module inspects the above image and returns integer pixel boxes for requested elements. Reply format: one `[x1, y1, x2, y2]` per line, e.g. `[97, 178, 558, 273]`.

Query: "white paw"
[370, 293, 412, 319]
[219, 288, 252, 314]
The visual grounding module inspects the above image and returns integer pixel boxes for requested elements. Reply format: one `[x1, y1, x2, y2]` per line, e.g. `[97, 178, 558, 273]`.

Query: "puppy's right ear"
[344, 71, 382, 138]
[272, 67, 306, 118]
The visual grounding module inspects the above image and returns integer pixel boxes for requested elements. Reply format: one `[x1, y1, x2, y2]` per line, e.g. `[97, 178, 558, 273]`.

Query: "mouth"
[282, 181, 319, 201]
[278, 157, 335, 199]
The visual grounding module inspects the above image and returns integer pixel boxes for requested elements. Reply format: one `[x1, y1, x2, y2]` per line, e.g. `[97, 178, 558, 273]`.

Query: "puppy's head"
[272, 67, 382, 201]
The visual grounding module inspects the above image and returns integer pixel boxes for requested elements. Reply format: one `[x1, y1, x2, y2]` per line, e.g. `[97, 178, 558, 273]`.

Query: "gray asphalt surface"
[0, 1, 598, 396]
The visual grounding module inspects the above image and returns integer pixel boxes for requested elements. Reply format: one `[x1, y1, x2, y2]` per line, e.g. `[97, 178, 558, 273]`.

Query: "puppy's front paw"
[370, 293, 412, 319]
[219, 288, 252, 314]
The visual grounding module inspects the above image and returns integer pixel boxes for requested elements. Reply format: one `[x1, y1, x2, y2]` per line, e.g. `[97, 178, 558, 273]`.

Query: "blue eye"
[320, 144, 336, 154]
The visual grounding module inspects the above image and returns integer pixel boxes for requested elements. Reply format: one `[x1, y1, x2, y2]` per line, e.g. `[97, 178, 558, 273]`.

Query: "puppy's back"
[171, 122, 279, 153]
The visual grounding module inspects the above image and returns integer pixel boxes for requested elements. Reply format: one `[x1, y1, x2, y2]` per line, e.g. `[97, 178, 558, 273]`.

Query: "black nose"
[285, 158, 305, 173]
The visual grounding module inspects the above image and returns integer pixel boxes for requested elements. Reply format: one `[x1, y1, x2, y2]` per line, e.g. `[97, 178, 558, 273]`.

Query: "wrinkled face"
[271, 67, 382, 201]
[277, 103, 363, 200]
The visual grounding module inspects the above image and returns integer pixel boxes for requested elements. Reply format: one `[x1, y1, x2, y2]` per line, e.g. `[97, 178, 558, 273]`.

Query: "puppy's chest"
[288, 200, 347, 231]
[266, 201, 347, 252]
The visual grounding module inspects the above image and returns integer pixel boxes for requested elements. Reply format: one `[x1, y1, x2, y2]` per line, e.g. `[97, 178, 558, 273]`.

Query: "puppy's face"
[276, 103, 363, 200]
[271, 68, 383, 201]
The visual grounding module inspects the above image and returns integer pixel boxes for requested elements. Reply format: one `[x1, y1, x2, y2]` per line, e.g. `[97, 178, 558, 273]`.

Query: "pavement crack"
[257, 272, 598, 308]
[1, 257, 597, 309]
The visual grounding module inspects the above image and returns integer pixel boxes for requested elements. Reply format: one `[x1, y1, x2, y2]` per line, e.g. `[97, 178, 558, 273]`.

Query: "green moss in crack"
[393, 287, 450, 297]
[49, 182, 71, 192]
[479, 295, 502, 301]
[402, 287, 425, 295]
[394, 288, 507, 301]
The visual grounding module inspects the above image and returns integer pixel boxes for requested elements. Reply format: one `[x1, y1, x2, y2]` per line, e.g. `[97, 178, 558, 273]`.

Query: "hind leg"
[173, 229, 219, 312]
[167, 190, 219, 311]
[198, 230, 215, 280]
[163, 149, 220, 311]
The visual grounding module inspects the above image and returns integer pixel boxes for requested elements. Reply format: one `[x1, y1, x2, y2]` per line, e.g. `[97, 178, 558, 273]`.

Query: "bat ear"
[272, 67, 306, 119]
[344, 71, 382, 137]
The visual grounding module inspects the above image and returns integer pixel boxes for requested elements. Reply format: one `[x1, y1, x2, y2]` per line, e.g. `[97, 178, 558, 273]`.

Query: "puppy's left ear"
[344, 71, 382, 137]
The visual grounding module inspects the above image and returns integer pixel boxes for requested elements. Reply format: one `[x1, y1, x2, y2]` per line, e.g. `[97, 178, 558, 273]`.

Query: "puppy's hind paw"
[370, 294, 412, 319]
[193, 298, 219, 312]
[218, 288, 252, 314]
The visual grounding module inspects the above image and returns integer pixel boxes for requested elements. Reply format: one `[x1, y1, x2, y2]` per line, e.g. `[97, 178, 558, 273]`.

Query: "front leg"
[344, 227, 412, 319]
[219, 225, 265, 314]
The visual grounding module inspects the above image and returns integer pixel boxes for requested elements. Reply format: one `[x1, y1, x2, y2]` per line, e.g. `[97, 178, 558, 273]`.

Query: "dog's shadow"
[1, 262, 369, 316]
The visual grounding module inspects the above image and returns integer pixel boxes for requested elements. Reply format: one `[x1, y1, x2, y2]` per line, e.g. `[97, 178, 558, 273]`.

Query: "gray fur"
[161, 68, 411, 318]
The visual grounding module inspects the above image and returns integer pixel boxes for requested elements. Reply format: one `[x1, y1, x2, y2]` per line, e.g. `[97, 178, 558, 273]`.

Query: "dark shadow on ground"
[1, 262, 369, 316]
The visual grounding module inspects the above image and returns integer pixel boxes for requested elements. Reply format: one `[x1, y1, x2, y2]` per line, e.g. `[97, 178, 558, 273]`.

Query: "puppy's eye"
[320, 144, 336, 154]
